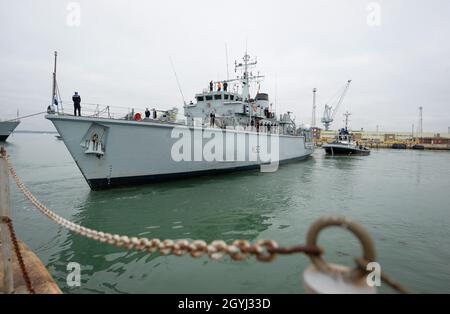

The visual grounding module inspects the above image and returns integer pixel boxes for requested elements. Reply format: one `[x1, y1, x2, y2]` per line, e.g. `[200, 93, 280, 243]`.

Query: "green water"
[3, 133, 450, 293]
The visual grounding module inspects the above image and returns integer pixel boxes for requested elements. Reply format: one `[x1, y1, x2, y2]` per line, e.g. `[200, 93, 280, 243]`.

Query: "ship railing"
[53, 101, 303, 136]
[56, 101, 176, 121]
[208, 124, 285, 135]
[0, 115, 21, 122]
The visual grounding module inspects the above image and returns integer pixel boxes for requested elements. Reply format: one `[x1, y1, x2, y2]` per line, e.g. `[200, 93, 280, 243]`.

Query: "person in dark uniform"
[72, 91, 81, 116]
[145, 108, 151, 118]
[223, 81, 228, 92]
[209, 81, 214, 92]
[210, 111, 215, 127]
[152, 108, 157, 119]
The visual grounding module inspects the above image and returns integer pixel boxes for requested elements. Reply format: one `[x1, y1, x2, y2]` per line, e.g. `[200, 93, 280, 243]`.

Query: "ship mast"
[232, 52, 264, 101]
[343, 111, 351, 129]
[51, 51, 57, 111]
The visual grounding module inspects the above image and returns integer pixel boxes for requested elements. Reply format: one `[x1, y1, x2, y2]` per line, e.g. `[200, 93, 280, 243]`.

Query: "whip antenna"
[169, 56, 186, 105]
[225, 43, 230, 81]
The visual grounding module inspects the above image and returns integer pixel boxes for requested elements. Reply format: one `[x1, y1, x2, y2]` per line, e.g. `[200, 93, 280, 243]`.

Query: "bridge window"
[230, 95, 234, 100]
[205, 95, 213, 101]
[224, 94, 229, 100]
[196, 96, 204, 102]
[214, 94, 222, 100]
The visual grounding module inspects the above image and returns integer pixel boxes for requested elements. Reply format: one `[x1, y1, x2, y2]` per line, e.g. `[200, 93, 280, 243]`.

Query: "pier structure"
[0, 147, 61, 294]
[317, 130, 450, 150]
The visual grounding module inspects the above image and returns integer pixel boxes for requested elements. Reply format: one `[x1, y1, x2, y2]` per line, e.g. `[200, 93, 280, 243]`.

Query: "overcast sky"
[1, 0, 449, 132]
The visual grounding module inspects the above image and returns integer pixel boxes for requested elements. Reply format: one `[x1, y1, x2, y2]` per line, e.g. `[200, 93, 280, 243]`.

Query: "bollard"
[303, 264, 376, 294]
[0, 146, 14, 293]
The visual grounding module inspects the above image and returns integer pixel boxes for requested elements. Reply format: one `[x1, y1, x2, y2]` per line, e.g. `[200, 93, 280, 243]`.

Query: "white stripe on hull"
[47, 115, 314, 189]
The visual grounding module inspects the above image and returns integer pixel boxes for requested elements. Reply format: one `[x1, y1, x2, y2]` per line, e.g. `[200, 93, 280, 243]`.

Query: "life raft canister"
[134, 113, 142, 121]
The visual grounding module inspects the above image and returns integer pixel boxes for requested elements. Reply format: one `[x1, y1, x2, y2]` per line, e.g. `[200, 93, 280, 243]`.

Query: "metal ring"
[306, 216, 377, 280]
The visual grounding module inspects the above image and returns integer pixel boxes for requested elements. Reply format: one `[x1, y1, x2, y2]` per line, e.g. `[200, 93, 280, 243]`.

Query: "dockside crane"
[321, 80, 352, 130]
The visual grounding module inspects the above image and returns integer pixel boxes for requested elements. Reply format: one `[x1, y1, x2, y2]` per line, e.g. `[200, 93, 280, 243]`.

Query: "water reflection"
[48, 166, 313, 292]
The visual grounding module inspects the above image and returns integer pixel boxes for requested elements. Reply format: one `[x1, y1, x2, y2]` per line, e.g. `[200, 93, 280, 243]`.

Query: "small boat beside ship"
[323, 129, 370, 156]
[0, 120, 20, 142]
[323, 112, 370, 156]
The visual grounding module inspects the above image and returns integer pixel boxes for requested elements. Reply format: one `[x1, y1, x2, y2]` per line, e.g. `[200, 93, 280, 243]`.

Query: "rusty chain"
[1, 149, 410, 293]
[1, 216, 35, 294]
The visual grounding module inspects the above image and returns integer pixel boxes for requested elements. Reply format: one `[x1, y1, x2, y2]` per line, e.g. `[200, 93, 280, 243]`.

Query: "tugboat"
[323, 112, 370, 156]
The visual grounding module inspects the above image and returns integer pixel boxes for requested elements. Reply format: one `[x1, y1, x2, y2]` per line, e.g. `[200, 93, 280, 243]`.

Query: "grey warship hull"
[47, 115, 314, 190]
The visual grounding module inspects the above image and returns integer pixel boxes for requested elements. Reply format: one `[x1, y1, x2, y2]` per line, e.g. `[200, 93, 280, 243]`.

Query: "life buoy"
[134, 113, 142, 121]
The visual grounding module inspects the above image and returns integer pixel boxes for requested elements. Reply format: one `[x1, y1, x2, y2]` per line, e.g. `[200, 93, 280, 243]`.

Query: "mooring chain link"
[1, 216, 35, 294]
[2, 152, 321, 263]
[1, 149, 410, 294]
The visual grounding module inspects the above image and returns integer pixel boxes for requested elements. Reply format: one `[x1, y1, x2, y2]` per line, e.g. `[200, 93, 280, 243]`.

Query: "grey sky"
[1, 0, 449, 132]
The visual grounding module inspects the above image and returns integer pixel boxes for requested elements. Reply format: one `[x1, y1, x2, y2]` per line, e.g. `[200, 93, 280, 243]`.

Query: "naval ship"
[0, 120, 20, 141]
[46, 52, 314, 190]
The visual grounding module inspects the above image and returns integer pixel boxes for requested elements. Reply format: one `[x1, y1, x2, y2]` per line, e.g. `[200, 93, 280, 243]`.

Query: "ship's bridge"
[194, 91, 243, 103]
[184, 89, 275, 128]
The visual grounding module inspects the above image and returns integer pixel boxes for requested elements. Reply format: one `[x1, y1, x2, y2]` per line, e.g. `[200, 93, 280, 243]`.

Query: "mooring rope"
[1, 148, 410, 293]
[5, 111, 47, 122]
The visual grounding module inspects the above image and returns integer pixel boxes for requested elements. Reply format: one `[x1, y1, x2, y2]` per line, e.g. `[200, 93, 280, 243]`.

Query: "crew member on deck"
[152, 108, 157, 119]
[210, 111, 215, 127]
[72, 91, 81, 116]
[217, 82, 222, 92]
[145, 108, 151, 119]
[223, 81, 228, 92]
[209, 81, 214, 92]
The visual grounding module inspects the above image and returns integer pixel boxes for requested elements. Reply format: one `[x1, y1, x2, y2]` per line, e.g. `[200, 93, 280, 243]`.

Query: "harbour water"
[4, 133, 450, 293]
